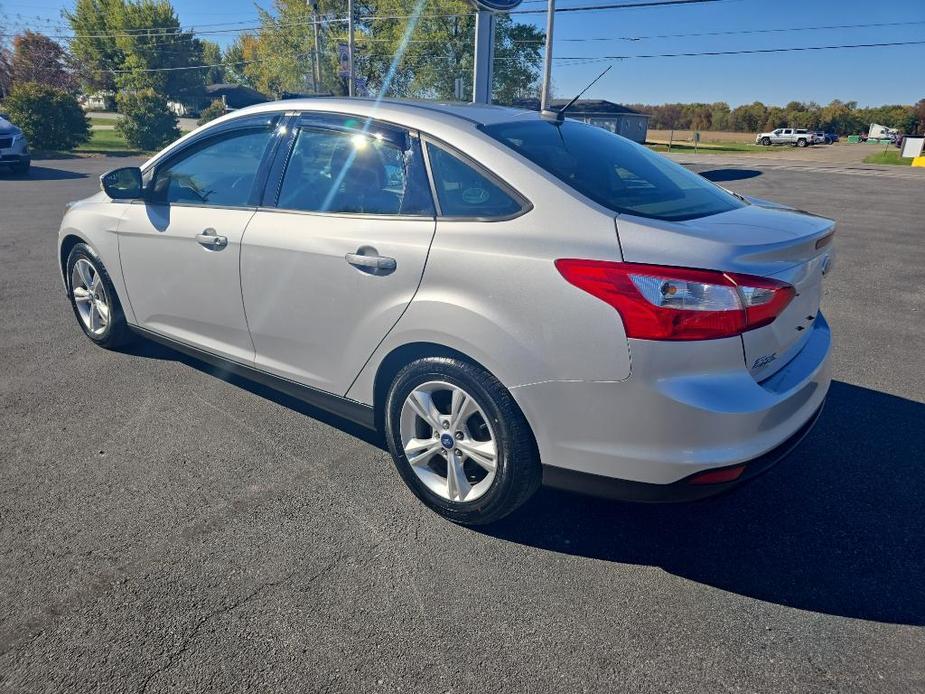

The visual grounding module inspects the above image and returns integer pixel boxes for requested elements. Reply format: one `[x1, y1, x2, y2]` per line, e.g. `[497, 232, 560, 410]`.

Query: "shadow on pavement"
[485, 381, 925, 626]
[121, 335, 925, 625]
[699, 168, 763, 182]
[2, 166, 88, 181]
[124, 339, 385, 449]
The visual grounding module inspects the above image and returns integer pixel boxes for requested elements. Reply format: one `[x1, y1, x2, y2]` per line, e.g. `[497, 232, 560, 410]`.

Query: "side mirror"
[100, 167, 143, 200]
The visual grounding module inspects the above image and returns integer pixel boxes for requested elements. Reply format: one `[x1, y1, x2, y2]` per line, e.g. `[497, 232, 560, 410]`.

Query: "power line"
[511, 19, 925, 43]
[548, 39, 925, 62]
[513, 0, 722, 14]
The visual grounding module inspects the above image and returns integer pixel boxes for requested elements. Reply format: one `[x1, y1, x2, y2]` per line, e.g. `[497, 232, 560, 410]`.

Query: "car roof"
[225, 97, 541, 130]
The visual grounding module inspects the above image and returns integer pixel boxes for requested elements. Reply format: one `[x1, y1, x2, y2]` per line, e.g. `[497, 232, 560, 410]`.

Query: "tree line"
[629, 100, 925, 135]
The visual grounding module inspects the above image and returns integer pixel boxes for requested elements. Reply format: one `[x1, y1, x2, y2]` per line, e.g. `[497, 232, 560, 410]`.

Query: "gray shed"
[512, 99, 650, 143]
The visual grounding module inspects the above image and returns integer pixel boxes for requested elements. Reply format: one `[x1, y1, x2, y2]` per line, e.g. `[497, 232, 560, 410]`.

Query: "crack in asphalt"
[137, 557, 342, 694]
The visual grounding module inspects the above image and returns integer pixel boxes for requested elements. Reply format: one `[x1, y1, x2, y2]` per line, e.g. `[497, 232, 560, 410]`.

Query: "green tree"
[115, 88, 179, 150]
[227, 0, 542, 101]
[199, 39, 225, 85]
[197, 98, 226, 125]
[3, 82, 90, 149]
[66, 0, 203, 98]
[64, 0, 125, 91]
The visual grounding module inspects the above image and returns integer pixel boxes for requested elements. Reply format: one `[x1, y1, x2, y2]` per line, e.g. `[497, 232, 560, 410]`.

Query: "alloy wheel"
[399, 381, 498, 503]
[71, 258, 110, 336]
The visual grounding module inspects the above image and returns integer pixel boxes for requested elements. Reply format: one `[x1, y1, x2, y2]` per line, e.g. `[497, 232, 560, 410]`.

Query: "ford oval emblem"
[440, 433, 455, 449]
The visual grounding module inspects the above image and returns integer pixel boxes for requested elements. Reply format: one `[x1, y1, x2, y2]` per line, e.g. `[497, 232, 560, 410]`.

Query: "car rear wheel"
[384, 357, 541, 525]
[761, 137, 771, 146]
[797, 138, 807, 147]
[66, 243, 133, 349]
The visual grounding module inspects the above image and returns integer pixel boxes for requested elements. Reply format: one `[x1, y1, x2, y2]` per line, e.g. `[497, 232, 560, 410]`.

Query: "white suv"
[756, 128, 814, 147]
[58, 99, 833, 524]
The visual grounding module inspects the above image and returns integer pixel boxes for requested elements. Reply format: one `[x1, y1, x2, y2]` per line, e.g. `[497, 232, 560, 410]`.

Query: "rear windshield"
[481, 119, 745, 222]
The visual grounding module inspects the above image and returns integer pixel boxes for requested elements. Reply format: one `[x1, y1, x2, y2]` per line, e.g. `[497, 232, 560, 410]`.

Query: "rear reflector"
[555, 260, 795, 341]
[688, 465, 746, 485]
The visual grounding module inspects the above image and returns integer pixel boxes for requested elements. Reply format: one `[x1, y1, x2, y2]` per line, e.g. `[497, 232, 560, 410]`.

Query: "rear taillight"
[555, 259, 795, 341]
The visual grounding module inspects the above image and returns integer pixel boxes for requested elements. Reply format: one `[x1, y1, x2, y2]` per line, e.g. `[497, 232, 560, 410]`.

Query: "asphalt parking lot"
[1, 155, 923, 693]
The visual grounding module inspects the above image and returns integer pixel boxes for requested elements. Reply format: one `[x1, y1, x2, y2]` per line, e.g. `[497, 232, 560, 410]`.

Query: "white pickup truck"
[756, 128, 814, 147]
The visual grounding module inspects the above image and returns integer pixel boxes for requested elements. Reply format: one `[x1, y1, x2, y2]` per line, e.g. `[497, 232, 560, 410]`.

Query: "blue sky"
[2, 0, 923, 106]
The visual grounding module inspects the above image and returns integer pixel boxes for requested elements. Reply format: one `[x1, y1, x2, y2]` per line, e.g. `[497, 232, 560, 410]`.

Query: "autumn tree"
[10, 31, 77, 92]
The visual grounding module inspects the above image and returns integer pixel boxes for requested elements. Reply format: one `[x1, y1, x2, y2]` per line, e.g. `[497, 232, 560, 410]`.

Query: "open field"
[0, 155, 922, 693]
[647, 141, 769, 154]
[648, 129, 758, 144]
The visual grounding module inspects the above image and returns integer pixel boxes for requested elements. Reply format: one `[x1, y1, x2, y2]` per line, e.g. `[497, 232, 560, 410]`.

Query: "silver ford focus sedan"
[57, 98, 833, 524]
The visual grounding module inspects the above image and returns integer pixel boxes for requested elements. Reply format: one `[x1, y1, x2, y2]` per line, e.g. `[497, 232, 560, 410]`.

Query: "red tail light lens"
[555, 259, 795, 341]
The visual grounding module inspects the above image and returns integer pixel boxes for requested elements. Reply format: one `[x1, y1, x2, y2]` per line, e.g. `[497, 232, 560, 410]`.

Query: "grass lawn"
[76, 128, 143, 156]
[647, 142, 770, 154]
[862, 149, 909, 166]
[89, 116, 119, 127]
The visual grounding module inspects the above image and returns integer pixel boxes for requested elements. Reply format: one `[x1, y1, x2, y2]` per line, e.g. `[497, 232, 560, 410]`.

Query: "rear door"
[239, 113, 436, 395]
[118, 115, 282, 362]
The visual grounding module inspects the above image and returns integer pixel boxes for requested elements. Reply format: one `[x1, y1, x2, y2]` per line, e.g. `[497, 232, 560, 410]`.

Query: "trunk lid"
[615, 202, 835, 380]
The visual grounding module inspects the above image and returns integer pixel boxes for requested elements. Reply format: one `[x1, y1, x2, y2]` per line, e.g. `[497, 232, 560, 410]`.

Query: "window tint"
[481, 120, 744, 222]
[277, 125, 433, 216]
[425, 143, 523, 218]
[152, 127, 275, 206]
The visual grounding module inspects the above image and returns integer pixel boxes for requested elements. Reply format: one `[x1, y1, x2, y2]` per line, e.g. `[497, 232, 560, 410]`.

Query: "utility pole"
[540, 0, 555, 112]
[309, 0, 322, 93]
[347, 0, 354, 96]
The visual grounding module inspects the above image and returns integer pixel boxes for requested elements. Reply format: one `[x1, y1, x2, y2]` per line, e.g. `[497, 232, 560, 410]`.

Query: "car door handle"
[345, 248, 396, 274]
[196, 229, 227, 250]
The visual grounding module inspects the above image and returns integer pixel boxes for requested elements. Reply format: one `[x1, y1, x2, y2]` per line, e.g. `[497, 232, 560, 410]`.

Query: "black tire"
[12, 160, 29, 176]
[797, 138, 807, 148]
[760, 137, 771, 146]
[384, 357, 542, 525]
[66, 243, 133, 349]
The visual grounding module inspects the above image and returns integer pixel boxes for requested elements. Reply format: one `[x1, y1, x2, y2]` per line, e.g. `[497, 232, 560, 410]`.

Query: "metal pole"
[348, 0, 355, 96]
[311, 1, 322, 92]
[472, 10, 495, 104]
[541, 0, 555, 111]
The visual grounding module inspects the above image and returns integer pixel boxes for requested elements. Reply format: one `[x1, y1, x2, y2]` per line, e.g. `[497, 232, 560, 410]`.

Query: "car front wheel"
[66, 243, 133, 349]
[384, 357, 541, 525]
[761, 137, 771, 146]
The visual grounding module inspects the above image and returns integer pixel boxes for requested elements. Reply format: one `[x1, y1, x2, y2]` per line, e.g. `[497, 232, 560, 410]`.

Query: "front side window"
[425, 143, 524, 218]
[151, 127, 276, 206]
[277, 124, 433, 216]
[481, 119, 745, 222]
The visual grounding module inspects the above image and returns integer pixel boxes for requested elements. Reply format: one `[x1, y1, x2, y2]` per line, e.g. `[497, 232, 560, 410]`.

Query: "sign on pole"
[468, 0, 523, 104]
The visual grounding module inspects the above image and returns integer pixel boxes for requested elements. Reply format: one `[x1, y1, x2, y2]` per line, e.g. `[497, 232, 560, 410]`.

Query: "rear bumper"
[542, 399, 824, 502]
[512, 312, 832, 488]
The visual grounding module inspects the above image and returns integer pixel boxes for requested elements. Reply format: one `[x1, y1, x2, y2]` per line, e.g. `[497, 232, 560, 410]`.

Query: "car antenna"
[541, 65, 613, 124]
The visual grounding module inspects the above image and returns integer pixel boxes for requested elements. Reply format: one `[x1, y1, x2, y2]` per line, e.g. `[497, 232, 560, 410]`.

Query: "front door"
[118, 121, 280, 362]
[240, 114, 436, 395]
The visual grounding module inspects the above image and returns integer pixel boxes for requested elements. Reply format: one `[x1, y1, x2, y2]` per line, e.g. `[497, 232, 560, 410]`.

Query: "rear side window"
[481, 120, 744, 222]
[277, 125, 434, 216]
[425, 143, 524, 218]
[151, 128, 275, 207]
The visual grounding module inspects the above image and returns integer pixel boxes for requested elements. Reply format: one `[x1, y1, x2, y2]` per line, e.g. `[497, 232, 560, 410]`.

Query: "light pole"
[347, 0, 355, 96]
[309, 0, 322, 93]
[540, 0, 555, 112]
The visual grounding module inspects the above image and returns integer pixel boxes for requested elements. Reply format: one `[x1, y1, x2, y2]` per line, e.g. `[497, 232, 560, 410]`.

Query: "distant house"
[168, 83, 269, 117]
[512, 98, 650, 143]
[80, 91, 116, 111]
